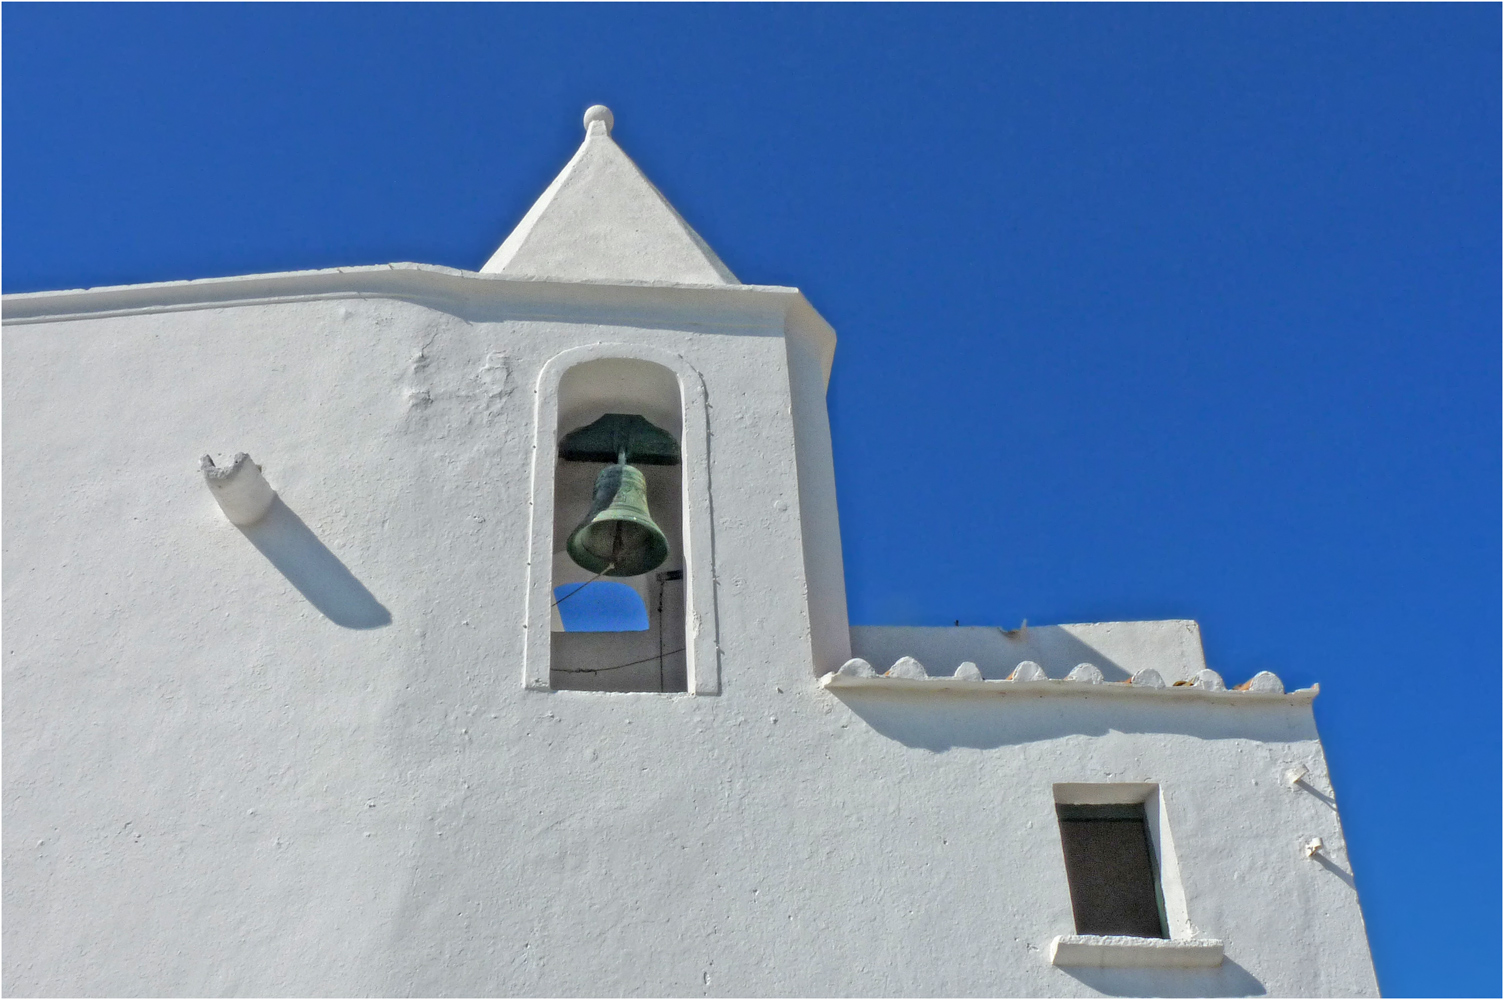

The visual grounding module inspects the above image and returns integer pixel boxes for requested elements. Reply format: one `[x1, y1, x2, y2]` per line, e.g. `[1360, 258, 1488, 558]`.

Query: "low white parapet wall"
[850, 620, 1208, 684]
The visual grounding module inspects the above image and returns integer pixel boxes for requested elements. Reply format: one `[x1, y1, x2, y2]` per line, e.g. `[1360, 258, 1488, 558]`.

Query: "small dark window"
[1055, 803, 1168, 938]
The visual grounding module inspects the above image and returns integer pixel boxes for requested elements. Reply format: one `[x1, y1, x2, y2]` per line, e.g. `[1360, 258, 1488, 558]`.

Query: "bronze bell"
[566, 463, 670, 577]
[559, 413, 680, 578]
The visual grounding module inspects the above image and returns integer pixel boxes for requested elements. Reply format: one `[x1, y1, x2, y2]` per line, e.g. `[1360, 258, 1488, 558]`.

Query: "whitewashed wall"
[2, 269, 1376, 996]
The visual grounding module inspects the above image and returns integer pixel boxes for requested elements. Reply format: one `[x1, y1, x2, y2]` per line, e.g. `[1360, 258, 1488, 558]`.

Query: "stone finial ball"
[583, 105, 614, 133]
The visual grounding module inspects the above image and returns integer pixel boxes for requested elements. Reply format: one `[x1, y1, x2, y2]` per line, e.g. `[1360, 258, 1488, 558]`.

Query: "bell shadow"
[1058, 956, 1266, 997]
[238, 496, 391, 629]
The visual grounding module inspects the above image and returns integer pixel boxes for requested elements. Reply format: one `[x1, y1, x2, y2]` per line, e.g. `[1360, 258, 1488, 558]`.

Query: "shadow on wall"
[1293, 777, 1337, 812]
[237, 497, 391, 629]
[1058, 956, 1266, 997]
[1313, 851, 1358, 890]
[829, 692, 1318, 751]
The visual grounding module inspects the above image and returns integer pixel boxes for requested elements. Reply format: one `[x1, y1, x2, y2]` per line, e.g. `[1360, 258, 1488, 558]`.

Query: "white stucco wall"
[2, 268, 1375, 997]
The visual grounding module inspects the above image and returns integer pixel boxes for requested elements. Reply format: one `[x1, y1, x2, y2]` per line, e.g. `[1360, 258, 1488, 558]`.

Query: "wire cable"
[550, 562, 615, 609]
[553, 648, 687, 674]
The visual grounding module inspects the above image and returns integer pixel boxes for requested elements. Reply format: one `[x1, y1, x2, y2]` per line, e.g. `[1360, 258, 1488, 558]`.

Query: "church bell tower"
[2, 104, 1377, 998]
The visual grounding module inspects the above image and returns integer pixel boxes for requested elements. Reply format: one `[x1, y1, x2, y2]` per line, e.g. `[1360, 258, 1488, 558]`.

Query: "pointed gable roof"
[481, 106, 739, 285]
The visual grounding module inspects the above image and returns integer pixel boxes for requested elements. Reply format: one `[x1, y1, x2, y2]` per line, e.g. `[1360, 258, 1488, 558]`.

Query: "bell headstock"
[558, 413, 680, 466]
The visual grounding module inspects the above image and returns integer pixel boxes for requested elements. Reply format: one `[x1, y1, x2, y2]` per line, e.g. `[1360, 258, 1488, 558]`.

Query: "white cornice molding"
[3, 263, 783, 327]
[3, 263, 839, 388]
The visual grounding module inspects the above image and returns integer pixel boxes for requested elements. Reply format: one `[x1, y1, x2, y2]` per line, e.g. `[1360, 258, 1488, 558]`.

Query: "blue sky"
[5, 5, 1498, 994]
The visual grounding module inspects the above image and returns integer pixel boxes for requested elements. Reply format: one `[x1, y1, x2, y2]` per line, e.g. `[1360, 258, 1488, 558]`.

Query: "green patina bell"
[559, 413, 679, 577]
[566, 463, 670, 577]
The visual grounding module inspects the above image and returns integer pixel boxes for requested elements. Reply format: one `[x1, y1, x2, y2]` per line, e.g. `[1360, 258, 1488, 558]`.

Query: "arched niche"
[524, 345, 719, 694]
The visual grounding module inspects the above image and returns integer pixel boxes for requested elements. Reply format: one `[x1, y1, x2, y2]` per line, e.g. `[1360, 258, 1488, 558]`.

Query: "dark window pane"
[1056, 803, 1167, 938]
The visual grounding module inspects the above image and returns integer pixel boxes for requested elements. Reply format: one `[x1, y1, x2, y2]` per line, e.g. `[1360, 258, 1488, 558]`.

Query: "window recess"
[1056, 802, 1167, 939]
[1048, 783, 1222, 969]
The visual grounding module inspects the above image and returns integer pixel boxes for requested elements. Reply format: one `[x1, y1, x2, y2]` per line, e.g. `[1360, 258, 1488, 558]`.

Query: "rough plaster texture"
[2, 111, 1375, 997]
[0, 274, 1379, 998]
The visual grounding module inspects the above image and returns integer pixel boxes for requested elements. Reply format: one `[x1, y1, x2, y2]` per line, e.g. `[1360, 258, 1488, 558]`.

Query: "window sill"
[1048, 935, 1224, 968]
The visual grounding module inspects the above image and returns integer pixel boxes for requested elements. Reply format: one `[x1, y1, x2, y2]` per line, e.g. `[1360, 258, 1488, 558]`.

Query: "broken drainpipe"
[201, 453, 275, 525]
